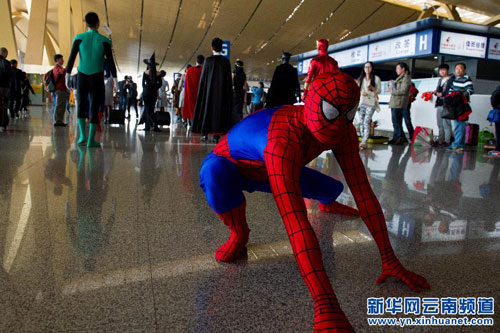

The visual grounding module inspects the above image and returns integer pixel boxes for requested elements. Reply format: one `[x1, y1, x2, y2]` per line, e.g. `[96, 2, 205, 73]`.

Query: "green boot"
[77, 118, 87, 145]
[87, 123, 101, 148]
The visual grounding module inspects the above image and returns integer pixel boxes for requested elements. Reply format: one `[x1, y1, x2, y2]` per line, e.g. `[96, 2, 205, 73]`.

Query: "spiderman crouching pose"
[200, 71, 430, 331]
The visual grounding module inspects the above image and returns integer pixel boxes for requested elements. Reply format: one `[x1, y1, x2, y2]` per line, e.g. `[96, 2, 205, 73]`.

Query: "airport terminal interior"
[1, 0, 500, 332]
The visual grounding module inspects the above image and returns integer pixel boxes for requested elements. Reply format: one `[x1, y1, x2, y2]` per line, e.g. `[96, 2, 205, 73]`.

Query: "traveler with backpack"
[0, 47, 11, 132]
[51, 54, 69, 126]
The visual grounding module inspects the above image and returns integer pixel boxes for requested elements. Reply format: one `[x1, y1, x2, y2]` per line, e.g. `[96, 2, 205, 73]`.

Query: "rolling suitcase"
[465, 123, 479, 146]
[155, 111, 171, 127]
[108, 108, 125, 125]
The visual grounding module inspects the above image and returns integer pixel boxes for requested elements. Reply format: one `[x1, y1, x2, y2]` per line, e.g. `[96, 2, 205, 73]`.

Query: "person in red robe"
[182, 55, 205, 126]
[302, 39, 339, 102]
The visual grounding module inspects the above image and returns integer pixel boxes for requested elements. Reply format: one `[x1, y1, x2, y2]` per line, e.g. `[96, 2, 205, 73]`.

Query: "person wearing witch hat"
[141, 53, 164, 132]
[266, 52, 300, 108]
[66, 12, 117, 148]
[192, 37, 233, 143]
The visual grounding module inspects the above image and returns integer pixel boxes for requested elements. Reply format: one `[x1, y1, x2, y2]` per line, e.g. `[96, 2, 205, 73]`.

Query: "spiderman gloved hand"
[200, 70, 429, 332]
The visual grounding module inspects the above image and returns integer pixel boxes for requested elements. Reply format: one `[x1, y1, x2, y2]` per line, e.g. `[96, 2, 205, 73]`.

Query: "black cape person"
[265, 52, 301, 108]
[192, 55, 233, 135]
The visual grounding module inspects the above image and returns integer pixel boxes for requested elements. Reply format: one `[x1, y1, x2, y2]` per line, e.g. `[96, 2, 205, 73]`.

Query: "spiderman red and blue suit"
[200, 71, 429, 332]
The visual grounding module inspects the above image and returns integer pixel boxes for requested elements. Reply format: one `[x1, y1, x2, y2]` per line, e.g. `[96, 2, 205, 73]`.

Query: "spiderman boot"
[215, 201, 250, 262]
[319, 202, 360, 216]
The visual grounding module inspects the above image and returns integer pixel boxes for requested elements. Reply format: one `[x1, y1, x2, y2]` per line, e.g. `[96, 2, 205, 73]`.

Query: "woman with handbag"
[357, 62, 381, 150]
[433, 64, 455, 146]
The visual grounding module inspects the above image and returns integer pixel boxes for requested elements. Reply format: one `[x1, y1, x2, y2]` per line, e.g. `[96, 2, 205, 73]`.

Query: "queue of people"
[0, 48, 36, 132]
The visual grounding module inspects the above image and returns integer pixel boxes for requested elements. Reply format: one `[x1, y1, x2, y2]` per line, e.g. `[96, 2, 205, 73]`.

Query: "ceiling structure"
[8, 0, 500, 79]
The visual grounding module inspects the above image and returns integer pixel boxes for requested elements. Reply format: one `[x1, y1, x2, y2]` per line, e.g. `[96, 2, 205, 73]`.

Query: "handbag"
[441, 104, 458, 119]
[487, 109, 500, 124]
[441, 91, 471, 120]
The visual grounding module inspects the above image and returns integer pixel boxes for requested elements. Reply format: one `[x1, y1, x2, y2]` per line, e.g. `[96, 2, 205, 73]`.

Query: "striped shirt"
[451, 75, 474, 100]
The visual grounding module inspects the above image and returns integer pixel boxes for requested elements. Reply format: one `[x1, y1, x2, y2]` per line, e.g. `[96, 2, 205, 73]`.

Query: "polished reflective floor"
[0, 107, 499, 332]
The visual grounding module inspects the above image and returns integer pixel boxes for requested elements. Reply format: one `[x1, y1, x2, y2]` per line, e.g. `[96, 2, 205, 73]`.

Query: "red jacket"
[53, 64, 67, 91]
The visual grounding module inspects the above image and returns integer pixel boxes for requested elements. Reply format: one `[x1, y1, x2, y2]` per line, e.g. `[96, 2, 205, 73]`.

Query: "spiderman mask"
[304, 72, 360, 145]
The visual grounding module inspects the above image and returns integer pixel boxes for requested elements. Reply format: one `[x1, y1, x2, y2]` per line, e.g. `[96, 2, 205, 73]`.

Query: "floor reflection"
[0, 107, 499, 331]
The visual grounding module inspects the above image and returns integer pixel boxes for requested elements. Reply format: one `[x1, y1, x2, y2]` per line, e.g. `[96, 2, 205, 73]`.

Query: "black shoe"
[387, 139, 396, 144]
[201, 135, 208, 142]
[54, 122, 67, 127]
[394, 137, 407, 145]
[153, 127, 162, 132]
[212, 135, 220, 143]
[144, 127, 151, 132]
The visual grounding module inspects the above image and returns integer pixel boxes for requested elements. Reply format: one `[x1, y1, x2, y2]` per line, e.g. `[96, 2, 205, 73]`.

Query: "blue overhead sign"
[222, 41, 230, 59]
[368, 29, 433, 62]
[295, 19, 500, 75]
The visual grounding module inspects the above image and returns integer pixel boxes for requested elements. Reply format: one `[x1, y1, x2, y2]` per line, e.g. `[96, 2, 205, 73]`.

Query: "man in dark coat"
[265, 52, 300, 108]
[0, 47, 11, 131]
[192, 37, 232, 143]
[9, 59, 23, 119]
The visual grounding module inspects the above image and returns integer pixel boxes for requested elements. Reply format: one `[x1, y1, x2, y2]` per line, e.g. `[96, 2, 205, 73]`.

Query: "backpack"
[409, 82, 419, 104]
[487, 109, 500, 124]
[45, 70, 56, 93]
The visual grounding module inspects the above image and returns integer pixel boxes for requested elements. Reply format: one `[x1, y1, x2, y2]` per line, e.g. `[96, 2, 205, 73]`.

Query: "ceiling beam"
[484, 14, 500, 26]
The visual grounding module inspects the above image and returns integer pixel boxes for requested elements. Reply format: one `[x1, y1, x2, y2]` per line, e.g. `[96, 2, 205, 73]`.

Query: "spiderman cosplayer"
[200, 71, 429, 331]
[302, 39, 339, 102]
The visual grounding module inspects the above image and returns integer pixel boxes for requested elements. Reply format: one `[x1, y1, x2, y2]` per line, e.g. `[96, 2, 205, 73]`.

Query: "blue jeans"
[391, 108, 404, 140]
[120, 94, 128, 111]
[51, 92, 56, 114]
[495, 122, 500, 151]
[391, 108, 414, 141]
[450, 120, 465, 149]
[402, 108, 414, 141]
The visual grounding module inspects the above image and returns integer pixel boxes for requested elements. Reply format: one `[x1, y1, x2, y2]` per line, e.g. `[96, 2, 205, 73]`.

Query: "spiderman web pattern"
[209, 72, 429, 330]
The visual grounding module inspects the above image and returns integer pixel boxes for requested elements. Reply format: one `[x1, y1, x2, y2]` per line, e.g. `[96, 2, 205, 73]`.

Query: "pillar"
[25, 0, 49, 65]
[58, 0, 72, 58]
[0, 0, 18, 60]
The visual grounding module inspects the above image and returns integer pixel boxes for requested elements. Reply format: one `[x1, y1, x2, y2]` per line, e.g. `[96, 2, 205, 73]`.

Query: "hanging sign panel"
[439, 31, 487, 58]
[488, 38, 500, 60]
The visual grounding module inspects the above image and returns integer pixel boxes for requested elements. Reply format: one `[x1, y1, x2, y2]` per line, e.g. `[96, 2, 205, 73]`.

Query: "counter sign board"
[369, 34, 416, 62]
[368, 29, 433, 62]
[488, 38, 500, 60]
[439, 31, 487, 58]
[331, 45, 368, 68]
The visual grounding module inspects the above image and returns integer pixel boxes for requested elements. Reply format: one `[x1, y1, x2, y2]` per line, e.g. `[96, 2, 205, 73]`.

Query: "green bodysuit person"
[66, 11, 117, 148]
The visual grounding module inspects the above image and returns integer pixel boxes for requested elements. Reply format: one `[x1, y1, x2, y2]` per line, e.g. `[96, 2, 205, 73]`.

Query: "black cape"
[265, 63, 300, 108]
[192, 55, 233, 134]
